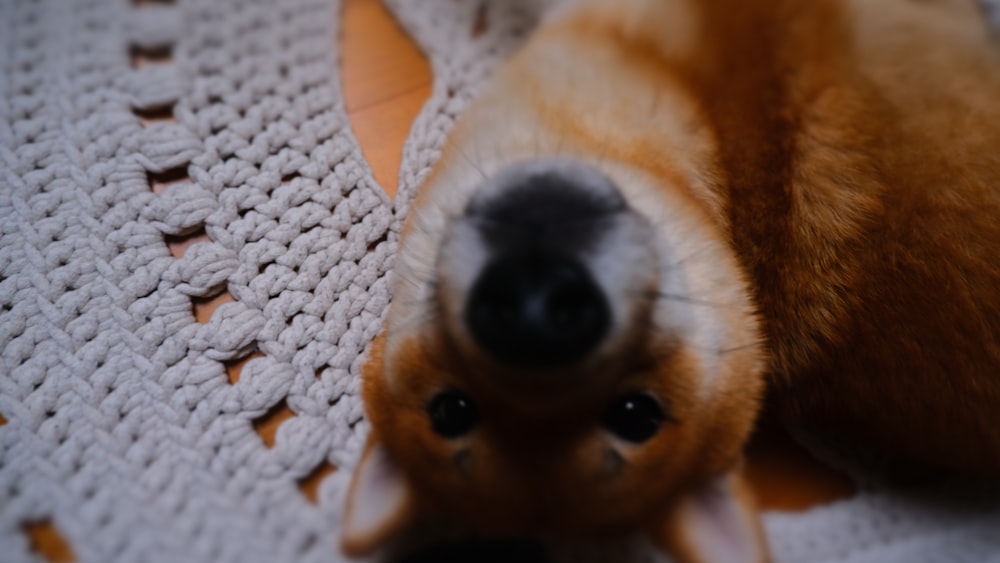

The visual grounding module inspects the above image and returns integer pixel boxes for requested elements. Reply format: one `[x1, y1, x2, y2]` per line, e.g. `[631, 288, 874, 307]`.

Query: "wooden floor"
[342, 0, 431, 197]
[27, 0, 853, 560]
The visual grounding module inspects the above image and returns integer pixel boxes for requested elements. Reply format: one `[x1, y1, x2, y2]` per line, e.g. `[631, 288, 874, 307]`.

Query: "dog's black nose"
[466, 251, 610, 367]
[466, 167, 625, 229]
[458, 161, 624, 367]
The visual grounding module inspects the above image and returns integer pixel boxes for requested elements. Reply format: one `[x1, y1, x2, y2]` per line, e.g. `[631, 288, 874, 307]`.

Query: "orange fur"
[346, 0, 1000, 560]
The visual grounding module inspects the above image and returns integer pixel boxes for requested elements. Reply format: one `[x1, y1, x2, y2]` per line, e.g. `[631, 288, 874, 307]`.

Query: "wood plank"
[341, 0, 432, 113]
[342, 0, 431, 196]
[345, 86, 430, 199]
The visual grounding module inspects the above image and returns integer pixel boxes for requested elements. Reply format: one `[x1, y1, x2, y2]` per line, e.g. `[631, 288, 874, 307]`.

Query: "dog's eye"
[427, 391, 479, 438]
[602, 393, 665, 443]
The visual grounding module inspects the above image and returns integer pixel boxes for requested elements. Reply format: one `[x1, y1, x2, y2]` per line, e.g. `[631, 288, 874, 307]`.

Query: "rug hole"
[0, 412, 7, 426]
[298, 461, 338, 504]
[164, 226, 209, 259]
[252, 398, 295, 448]
[129, 45, 173, 70]
[147, 166, 190, 194]
[224, 348, 265, 384]
[23, 520, 75, 563]
[366, 230, 389, 254]
[192, 291, 234, 324]
[134, 104, 174, 127]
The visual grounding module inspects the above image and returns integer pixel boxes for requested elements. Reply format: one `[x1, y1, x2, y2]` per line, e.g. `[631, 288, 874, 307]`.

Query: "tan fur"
[348, 0, 1000, 559]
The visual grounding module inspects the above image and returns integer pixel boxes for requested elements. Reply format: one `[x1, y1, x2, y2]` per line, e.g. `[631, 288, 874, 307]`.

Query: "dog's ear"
[341, 437, 415, 557]
[650, 467, 770, 563]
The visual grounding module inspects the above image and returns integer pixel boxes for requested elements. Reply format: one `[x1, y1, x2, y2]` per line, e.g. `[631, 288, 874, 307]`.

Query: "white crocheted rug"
[1, 1, 998, 562]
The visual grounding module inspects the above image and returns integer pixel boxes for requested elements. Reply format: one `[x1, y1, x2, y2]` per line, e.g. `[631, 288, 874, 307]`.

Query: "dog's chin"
[430, 158, 660, 405]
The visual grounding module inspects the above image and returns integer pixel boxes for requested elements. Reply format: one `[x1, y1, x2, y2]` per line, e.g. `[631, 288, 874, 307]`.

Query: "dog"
[341, 0, 1000, 560]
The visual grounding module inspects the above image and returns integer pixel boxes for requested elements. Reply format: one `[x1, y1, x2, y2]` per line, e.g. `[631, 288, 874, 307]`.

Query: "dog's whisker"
[396, 309, 441, 335]
[656, 292, 738, 309]
[393, 268, 438, 294]
[472, 135, 491, 178]
[663, 240, 719, 271]
[409, 207, 465, 240]
[457, 143, 488, 181]
[533, 114, 543, 158]
[648, 87, 663, 118]
[681, 341, 757, 357]
[717, 342, 759, 355]
[622, 287, 737, 310]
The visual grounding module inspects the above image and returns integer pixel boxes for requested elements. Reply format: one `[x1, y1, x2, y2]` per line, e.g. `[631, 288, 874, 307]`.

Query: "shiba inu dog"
[341, 0, 1000, 560]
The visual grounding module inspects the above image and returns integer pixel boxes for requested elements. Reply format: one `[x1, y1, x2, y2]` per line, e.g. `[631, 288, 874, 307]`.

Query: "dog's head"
[343, 2, 767, 560]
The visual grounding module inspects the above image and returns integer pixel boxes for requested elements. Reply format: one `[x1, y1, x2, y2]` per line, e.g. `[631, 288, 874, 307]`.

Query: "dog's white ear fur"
[652, 468, 769, 563]
[341, 438, 414, 557]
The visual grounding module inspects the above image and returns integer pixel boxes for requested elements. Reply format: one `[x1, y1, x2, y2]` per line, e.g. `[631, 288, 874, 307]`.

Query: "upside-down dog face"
[344, 0, 768, 560]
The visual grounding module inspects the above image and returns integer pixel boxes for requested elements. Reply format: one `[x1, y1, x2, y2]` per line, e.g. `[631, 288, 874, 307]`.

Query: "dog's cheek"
[340, 438, 417, 557]
[647, 465, 770, 563]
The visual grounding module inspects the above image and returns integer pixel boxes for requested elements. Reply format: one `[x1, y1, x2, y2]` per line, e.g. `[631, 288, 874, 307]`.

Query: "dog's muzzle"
[436, 159, 657, 376]
[463, 165, 623, 367]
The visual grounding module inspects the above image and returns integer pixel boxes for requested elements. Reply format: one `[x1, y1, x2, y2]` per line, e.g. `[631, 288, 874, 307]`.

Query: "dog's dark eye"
[602, 393, 665, 443]
[427, 391, 479, 438]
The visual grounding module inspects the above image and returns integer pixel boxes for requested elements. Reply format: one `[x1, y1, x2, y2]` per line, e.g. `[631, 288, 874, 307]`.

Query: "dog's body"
[343, 0, 1000, 561]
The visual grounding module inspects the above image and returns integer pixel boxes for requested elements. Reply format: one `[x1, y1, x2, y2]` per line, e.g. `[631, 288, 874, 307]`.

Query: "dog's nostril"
[465, 252, 610, 367]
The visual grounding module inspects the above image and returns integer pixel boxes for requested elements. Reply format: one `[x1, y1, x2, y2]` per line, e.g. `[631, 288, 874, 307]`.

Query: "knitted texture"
[0, 1, 998, 563]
